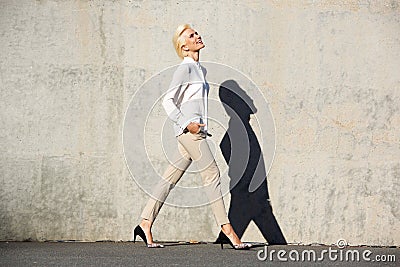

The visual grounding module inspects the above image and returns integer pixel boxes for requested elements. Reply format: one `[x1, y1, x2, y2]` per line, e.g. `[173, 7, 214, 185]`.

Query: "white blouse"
[162, 57, 209, 136]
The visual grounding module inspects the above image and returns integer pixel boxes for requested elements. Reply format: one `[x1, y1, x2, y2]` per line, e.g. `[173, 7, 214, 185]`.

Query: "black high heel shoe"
[217, 231, 252, 250]
[133, 225, 164, 248]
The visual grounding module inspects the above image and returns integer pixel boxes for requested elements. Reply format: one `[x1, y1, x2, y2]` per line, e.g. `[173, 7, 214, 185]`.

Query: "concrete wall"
[1, 0, 399, 245]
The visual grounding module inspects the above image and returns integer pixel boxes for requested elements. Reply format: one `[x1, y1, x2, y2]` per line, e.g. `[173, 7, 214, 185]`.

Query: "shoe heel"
[220, 242, 224, 249]
[133, 227, 140, 243]
[133, 225, 147, 245]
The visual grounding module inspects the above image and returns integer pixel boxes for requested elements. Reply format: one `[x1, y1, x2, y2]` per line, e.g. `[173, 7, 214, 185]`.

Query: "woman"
[133, 24, 251, 250]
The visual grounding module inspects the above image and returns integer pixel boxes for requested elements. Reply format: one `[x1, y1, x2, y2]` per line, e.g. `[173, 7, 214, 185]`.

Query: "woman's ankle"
[140, 219, 152, 229]
[221, 224, 242, 244]
[221, 223, 233, 235]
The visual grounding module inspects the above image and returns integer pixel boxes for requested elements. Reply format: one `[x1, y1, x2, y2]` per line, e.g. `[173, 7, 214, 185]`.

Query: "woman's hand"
[186, 122, 206, 134]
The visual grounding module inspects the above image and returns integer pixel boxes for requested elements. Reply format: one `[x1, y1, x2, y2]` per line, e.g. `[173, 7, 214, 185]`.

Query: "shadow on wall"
[216, 80, 286, 245]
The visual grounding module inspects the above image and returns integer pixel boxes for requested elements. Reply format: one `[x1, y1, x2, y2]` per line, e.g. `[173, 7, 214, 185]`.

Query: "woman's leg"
[177, 132, 243, 245]
[139, 142, 192, 243]
[177, 132, 229, 224]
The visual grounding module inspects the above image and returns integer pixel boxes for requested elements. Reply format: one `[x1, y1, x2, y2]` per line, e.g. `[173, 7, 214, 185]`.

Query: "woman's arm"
[162, 64, 191, 130]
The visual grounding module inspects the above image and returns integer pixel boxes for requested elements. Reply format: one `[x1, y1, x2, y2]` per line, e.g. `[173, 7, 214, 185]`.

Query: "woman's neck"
[186, 51, 200, 62]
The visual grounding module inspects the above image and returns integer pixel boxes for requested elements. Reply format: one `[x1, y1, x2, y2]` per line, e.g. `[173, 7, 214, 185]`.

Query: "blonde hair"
[172, 24, 191, 59]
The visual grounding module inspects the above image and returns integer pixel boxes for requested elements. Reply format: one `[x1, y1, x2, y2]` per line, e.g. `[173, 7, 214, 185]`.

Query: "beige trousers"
[140, 131, 230, 226]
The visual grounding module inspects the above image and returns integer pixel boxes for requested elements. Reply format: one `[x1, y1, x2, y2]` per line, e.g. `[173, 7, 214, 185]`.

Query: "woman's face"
[182, 28, 205, 52]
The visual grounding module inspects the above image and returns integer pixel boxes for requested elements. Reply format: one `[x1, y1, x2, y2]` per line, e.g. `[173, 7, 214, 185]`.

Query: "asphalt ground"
[0, 241, 398, 267]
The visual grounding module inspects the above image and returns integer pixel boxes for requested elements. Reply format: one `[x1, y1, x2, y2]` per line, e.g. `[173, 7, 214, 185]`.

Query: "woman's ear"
[182, 45, 189, 51]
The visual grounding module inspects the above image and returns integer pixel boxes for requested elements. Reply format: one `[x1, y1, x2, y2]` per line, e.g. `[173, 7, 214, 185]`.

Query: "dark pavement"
[0, 241, 398, 266]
